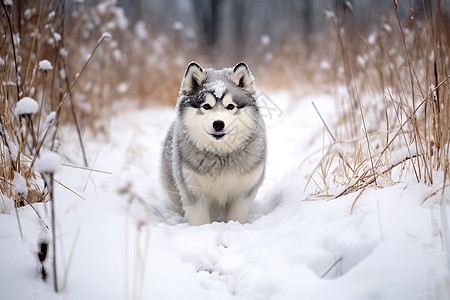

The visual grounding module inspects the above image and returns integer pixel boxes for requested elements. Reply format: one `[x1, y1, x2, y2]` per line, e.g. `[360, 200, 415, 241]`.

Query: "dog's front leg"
[226, 192, 256, 224]
[183, 199, 211, 226]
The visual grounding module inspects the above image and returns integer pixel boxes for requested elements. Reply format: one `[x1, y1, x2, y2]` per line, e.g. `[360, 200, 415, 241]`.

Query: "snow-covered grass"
[1, 91, 449, 299]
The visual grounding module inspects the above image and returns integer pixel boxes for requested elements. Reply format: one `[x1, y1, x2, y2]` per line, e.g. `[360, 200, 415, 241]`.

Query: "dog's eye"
[226, 104, 235, 110]
[202, 104, 212, 110]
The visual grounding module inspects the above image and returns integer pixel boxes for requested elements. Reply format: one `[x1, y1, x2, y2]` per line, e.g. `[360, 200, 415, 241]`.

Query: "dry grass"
[1, 1, 110, 209]
[1, 1, 51, 210]
[256, 31, 338, 95]
[305, 1, 450, 201]
[0, 1, 192, 211]
[65, 1, 197, 115]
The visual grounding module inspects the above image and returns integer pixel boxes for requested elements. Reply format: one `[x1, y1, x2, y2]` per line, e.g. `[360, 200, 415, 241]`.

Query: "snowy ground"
[1, 90, 449, 299]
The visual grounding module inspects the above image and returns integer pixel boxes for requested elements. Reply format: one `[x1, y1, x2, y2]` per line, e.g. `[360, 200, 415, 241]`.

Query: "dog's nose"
[213, 120, 225, 132]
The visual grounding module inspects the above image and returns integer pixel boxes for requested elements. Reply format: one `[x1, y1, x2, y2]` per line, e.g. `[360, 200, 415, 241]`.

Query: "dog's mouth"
[210, 132, 226, 140]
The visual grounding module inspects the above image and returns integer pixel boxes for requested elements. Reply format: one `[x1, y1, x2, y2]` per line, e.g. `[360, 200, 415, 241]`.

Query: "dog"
[160, 61, 267, 225]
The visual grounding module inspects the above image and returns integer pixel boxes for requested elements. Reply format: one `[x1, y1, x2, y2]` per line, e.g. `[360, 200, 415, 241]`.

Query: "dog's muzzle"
[211, 120, 226, 140]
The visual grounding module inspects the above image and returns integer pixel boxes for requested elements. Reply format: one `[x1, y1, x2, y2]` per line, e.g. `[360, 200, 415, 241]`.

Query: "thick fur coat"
[161, 62, 266, 225]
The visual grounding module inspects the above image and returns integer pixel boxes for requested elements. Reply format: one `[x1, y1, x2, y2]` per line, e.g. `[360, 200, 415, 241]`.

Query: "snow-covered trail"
[1, 91, 449, 299]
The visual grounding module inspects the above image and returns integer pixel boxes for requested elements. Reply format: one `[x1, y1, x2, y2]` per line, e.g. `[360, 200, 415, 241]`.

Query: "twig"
[62, 163, 112, 174]
[321, 257, 343, 279]
[356, 94, 377, 186]
[61, 227, 80, 292]
[312, 101, 337, 142]
[61, 57, 89, 167]
[30, 34, 110, 169]
[42, 173, 85, 200]
[49, 173, 58, 292]
[23, 197, 50, 230]
[83, 151, 100, 192]
[312, 101, 355, 173]
[394, 0, 422, 182]
[124, 207, 129, 300]
[335, 153, 421, 199]
[36, 72, 48, 142]
[14, 205, 24, 240]
[122, 188, 151, 300]
[394, 0, 415, 111]
[420, 182, 450, 205]
[349, 188, 365, 214]
[1, 1, 21, 99]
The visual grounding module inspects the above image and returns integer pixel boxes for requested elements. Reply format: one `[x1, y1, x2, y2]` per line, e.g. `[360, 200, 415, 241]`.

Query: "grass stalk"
[30, 34, 110, 169]
[312, 101, 355, 173]
[320, 257, 342, 279]
[49, 173, 58, 292]
[1, 1, 21, 99]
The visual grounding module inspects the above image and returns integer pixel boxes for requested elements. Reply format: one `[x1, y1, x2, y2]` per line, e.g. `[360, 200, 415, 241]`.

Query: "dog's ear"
[181, 62, 206, 94]
[231, 62, 255, 94]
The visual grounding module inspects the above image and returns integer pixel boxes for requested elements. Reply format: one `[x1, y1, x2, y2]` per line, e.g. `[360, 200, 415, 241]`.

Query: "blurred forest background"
[108, 0, 442, 63]
[3, 0, 449, 112]
[60, 0, 450, 107]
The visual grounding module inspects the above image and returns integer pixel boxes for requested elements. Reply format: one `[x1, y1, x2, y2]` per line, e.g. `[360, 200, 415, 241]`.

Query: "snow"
[48, 11, 55, 20]
[97, 1, 110, 15]
[116, 82, 128, 94]
[52, 32, 61, 43]
[59, 48, 68, 59]
[15, 97, 38, 115]
[13, 33, 20, 47]
[345, 0, 353, 11]
[0, 91, 449, 299]
[206, 80, 227, 99]
[0, 123, 18, 161]
[36, 151, 62, 174]
[59, 68, 66, 80]
[383, 23, 392, 33]
[264, 52, 274, 61]
[38, 59, 53, 72]
[388, 146, 418, 169]
[430, 84, 437, 102]
[261, 35, 271, 46]
[134, 20, 148, 40]
[12, 172, 27, 196]
[44, 111, 57, 126]
[114, 7, 129, 30]
[24, 8, 35, 19]
[112, 49, 122, 62]
[99, 32, 112, 43]
[368, 32, 377, 45]
[356, 55, 366, 67]
[324, 9, 336, 21]
[332, 142, 344, 154]
[320, 60, 331, 70]
[173, 21, 184, 31]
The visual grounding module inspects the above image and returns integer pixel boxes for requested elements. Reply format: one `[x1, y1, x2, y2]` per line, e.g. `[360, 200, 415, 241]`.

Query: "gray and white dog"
[161, 62, 266, 225]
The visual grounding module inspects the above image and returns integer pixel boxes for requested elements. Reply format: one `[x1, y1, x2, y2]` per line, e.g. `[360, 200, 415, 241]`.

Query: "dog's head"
[177, 61, 260, 154]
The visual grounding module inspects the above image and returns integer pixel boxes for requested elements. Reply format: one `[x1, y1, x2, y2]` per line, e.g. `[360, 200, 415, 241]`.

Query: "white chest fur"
[182, 164, 264, 206]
